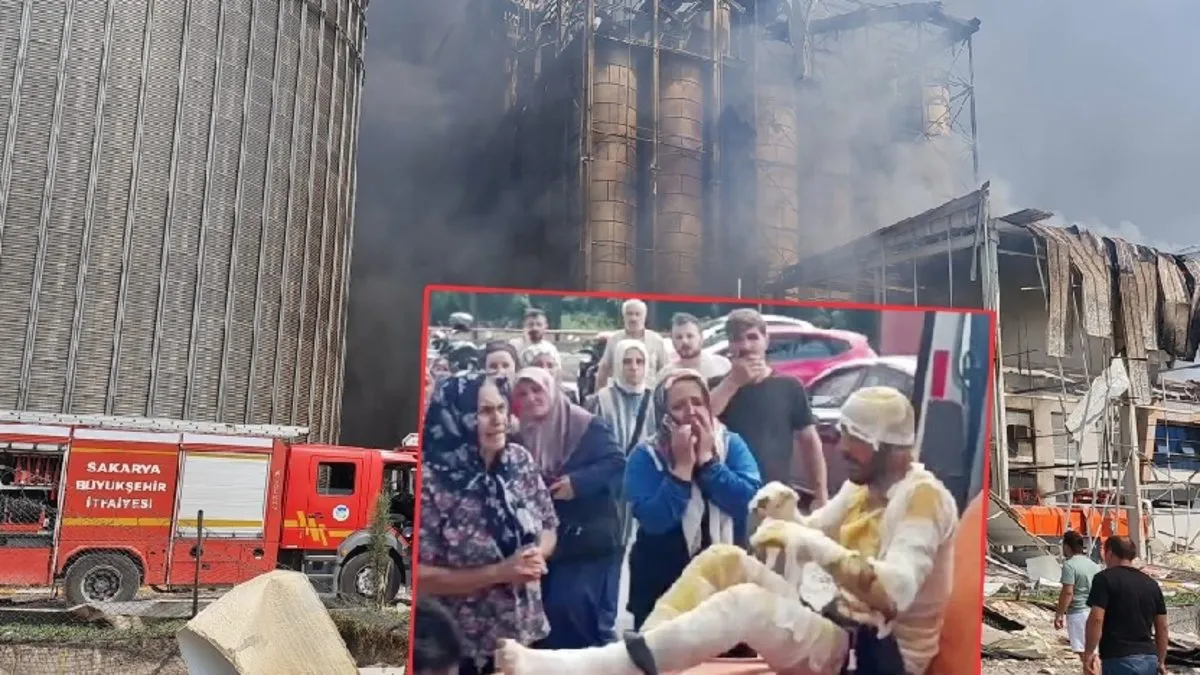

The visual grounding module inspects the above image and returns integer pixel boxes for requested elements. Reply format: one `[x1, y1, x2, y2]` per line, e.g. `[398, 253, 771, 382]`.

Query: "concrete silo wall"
[0, 0, 365, 442]
[587, 40, 638, 291]
[655, 55, 705, 296]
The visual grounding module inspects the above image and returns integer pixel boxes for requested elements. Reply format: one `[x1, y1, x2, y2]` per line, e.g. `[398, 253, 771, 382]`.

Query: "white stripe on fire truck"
[0, 423, 72, 439]
[73, 428, 181, 444]
[181, 433, 274, 448]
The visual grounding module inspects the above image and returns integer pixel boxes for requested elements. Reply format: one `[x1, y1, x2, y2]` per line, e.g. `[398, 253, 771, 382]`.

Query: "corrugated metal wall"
[0, 0, 364, 443]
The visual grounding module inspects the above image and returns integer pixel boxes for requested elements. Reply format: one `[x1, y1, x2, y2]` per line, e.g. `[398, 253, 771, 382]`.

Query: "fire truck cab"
[0, 411, 417, 605]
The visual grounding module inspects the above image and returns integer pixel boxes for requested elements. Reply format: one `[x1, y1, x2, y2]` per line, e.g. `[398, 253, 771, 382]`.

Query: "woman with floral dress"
[417, 372, 559, 675]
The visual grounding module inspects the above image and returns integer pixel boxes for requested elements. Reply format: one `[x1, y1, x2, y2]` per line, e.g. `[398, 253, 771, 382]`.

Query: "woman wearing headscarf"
[513, 367, 626, 650]
[586, 339, 654, 544]
[521, 342, 580, 404]
[417, 373, 559, 675]
[624, 369, 762, 631]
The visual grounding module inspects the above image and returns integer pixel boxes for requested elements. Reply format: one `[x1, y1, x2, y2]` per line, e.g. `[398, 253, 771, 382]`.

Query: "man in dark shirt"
[1084, 535, 1168, 675]
[708, 308, 828, 507]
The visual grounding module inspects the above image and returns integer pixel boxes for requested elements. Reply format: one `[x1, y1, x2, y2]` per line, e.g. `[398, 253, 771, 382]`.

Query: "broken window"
[1005, 409, 1035, 462]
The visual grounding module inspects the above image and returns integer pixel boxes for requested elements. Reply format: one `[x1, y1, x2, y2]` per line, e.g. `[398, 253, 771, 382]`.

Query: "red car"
[714, 325, 877, 386]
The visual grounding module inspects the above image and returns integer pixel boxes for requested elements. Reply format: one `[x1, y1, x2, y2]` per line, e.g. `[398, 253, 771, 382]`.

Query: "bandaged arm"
[794, 481, 858, 536]
[799, 482, 956, 618]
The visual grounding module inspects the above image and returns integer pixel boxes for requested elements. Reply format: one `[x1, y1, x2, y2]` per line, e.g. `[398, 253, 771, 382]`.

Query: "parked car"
[710, 325, 876, 386]
[808, 356, 918, 492]
[700, 314, 814, 353]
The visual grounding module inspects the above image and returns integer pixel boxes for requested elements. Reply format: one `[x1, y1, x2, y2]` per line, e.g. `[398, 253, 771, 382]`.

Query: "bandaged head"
[837, 386, 916, 452]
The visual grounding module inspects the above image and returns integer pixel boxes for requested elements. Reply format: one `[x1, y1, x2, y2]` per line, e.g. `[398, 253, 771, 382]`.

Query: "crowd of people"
[413, 300, 965, 675]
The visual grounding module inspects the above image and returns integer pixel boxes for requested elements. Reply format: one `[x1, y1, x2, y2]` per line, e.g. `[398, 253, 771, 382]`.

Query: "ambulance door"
[911, 311, 991, 513]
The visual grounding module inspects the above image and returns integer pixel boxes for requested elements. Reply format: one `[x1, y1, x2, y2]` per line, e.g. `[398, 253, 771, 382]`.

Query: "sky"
[949, 0, 1200, 251]
[339, 0, 1200, 443]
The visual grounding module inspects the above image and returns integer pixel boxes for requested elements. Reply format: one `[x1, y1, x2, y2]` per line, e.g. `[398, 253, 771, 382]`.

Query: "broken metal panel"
[1064, 228, 1114, 340]
[1024, 224, 1072, 358]
[1157, 253, 1191, 358]
[1135, 249, 1160, 353]
[1183, 258, 1200, 361]
[1112, 238, 1154, 404]
[1024, 225, 1116, 353]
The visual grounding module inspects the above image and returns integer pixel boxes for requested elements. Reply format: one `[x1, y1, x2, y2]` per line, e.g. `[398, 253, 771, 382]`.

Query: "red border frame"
[408, 283, 998, 675]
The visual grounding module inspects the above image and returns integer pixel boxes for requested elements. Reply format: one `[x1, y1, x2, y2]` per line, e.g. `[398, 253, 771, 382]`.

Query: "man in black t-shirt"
[708, 309, 828, 507]
[1084, 536, 1168, 675]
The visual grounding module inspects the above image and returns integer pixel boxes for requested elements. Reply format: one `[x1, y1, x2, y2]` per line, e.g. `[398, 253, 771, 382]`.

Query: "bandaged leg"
[643, 544, 795, 630]
[497, 583, 848, 675]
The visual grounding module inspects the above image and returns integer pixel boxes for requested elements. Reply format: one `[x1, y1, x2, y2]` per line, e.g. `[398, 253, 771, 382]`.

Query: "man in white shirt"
[596, 299, 669, 389]
[656, 312, 731, 382]
[510, 307, 560, 366]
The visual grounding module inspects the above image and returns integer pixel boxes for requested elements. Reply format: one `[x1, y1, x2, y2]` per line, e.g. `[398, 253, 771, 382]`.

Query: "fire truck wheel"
[63, 554, 141, 606]
[338, 553, 402, 603]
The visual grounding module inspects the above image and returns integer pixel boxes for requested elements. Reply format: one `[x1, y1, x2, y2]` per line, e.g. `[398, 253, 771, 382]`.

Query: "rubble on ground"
[981, 547, 1200, 673]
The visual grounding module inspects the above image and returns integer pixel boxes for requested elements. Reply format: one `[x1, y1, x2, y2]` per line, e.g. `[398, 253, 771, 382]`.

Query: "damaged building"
[446, 0, 981, 296]
[771, 182, 1200, 556]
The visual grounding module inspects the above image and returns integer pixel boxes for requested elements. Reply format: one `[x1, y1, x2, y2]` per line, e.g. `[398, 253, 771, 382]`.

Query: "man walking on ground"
[657, 312, 731, 382]
[1055, 530, 1102, 666]
[511, 307, 560, 366]
[596, 299, 669, 389]
[1084, 535, 1168, 675]
[707, 308, 828, 508]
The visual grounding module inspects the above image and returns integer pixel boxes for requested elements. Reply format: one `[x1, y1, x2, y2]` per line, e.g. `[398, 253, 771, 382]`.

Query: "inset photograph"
[411, 286, 994, 675]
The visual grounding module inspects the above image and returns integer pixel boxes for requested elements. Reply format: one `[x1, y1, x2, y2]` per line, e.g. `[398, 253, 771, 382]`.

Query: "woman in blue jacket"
[625, 368, 762, 630]
[513, 367, 627, 649]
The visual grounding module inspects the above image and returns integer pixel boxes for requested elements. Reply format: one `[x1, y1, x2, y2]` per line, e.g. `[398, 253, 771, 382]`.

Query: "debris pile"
[981, 511, 1200, 674]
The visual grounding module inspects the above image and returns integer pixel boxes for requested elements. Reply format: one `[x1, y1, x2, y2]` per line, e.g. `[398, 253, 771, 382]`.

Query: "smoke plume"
[342, 0, 1199, 445]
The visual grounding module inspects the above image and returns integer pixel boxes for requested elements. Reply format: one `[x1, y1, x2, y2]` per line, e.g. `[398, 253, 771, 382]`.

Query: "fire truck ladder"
[0, 410, 310, 440]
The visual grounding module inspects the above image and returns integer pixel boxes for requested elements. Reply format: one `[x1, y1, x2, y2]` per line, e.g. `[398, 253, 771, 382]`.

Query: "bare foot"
[495, 638, 529, 675]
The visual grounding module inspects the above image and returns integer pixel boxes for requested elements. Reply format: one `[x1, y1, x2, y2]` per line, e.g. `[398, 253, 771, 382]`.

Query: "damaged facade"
[771, 183, 1200, 555]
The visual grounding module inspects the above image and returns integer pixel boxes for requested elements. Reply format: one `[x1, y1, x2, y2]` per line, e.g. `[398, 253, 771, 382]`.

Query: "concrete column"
[1120, 401, 1145, 558]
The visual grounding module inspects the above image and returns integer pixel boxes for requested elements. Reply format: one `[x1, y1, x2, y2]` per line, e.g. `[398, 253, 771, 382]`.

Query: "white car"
[700, 314, 815, 355]
[807, 355, 919, 413]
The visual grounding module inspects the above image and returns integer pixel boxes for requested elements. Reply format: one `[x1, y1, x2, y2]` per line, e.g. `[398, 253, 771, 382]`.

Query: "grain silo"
[654, 55, 705, 295]
[0, 0, 365, 443]
[752, 39, 800, 283]
[586, 39, 639, 291]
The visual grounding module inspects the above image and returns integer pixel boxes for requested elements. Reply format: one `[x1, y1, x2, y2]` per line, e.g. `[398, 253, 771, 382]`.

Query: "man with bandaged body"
[496, 386, 959, 675]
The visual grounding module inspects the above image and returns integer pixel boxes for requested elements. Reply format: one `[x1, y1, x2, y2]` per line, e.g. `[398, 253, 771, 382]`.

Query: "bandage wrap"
[837, 386, 916, 450]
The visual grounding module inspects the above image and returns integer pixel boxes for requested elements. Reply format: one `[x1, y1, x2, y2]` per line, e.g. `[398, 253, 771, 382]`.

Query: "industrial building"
[773, 183, 1200, 554]
[0, 0, 366, 442]
[454, 0, 981, 297]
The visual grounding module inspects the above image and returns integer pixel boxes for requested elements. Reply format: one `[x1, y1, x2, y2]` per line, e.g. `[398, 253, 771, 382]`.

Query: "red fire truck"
[0, 411, 418, 605]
